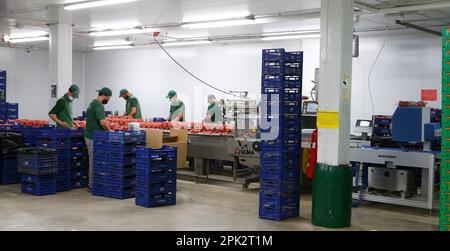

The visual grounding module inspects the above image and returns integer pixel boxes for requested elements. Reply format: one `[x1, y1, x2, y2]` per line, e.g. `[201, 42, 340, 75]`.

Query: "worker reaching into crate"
[48, 84, 80, 129]
[166, 90, 185, 122]
[84, 87, 113, 191]
[119, 89, 142, 119]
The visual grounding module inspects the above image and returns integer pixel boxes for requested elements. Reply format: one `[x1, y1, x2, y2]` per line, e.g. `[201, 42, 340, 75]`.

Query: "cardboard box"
[144, 128, 188, 169]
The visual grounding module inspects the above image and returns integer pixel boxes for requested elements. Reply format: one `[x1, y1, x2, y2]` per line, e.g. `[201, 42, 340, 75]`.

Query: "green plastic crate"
[444, 27, 450, 38]
[442, 181, 450, 194]
[442, 190, 450, 202]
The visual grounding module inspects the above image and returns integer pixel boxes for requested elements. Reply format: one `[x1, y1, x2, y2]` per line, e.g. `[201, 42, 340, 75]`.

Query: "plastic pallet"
[135, 192, 176, 208]
[260, 178, 299, 194]
[21, 181, 56, 196]
[136, 179, 176, 194]
[107, 185, 135, 199]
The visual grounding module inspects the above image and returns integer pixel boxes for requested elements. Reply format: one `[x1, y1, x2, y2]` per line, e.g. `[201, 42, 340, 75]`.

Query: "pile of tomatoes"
[8, 119, 49, 128]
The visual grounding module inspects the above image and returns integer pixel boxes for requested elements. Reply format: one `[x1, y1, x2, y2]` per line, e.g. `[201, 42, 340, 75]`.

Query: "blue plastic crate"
[260, 164, 300, 180]
[135, 192, 176, 208]
[136, 146, 177, 160]
[56, 180, 71, 192]
[93, 149, 108, 161]
[70, 149, 87, 158]
[108, 162, 135, 176]
[93, 139, 108, 150]
[262, 62, 284, 75]
[71, 168, 88, 178]
[17, 151, 58, 175]
[92, 183, 107, 196]
[107, 185, 135, 199]
[93, 131, 109, 141]
[71, 177, 88, 189]
[71, 159, 88, 169]
[260, 192, 300, 207]
[284, 51, 303, 63]
[93, 171, 107, 184]
[107, 174, 135, 188]
[21, 173, 56, 184]
[71, 139, 86, 148]
[260, 140, 301, 153]
[1, 172, 19, 184]
[70, 128, 85, 138]
[261, 151, 300, 166]
[259, 204, 299, 221]
[373, 127, 391, 136]
[285, 63, 302, 76]
[108, 152, 136, 165]
[262, 48, 285, 62]
[260, 178, 299, 194]
[108, 144, 136, 154]
[136, 179, 176, 194]
[93, 160, 108, 171]
[136, 168, 176, 182]
[21, 180, 56, 196]
[136, 159, 177, 170]
[108, 131, 145, 144]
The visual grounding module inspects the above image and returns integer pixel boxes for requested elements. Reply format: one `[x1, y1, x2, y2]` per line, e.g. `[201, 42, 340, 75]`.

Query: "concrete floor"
[0, 180, 440, 231]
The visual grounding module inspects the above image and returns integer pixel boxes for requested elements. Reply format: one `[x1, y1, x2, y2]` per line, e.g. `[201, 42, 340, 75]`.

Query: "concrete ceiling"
[0, 0, 449, 51]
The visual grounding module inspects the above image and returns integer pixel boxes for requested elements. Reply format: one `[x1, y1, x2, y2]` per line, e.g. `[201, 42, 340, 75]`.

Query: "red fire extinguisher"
[306, 129, 318, 180]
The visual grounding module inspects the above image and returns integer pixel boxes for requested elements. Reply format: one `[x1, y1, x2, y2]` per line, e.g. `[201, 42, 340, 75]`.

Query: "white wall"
[83, 40, 319, 120]
[0, 47, 85, 119]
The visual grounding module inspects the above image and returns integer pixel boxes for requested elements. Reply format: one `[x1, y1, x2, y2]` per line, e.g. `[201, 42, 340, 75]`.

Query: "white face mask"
[68, 96, 75, 101]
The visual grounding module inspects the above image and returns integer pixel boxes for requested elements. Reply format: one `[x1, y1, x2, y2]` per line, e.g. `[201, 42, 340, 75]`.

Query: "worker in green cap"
[84, 87, 113, 191]
[166, 90, 185, 122]
[119, 89, 142, 119]
[48, 84, 80, 128]
[203, 94, 223, 123]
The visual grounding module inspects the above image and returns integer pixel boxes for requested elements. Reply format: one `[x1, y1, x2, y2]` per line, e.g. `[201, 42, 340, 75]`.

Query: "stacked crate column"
[92, 131, 109, 196]
[70, 128, 89, 189]
[442, 26, 450, 232]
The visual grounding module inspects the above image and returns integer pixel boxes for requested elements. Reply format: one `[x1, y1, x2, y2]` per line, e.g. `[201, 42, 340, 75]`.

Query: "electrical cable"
[153, 37, 238, 97]
[368, 25, 389, 116]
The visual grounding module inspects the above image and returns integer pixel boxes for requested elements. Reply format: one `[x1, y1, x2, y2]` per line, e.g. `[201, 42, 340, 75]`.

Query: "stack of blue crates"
[35, 127, 71, 192]
[70, 128, 88, 189]
[135, 146, 177, 208]
[92, 131, 146, 199]
[17, 148, 58, 196]
[0, 71, 7, 122]
[259, 48, 303, 221]
[0, 132, 23, 184]
[6, 103, 19, 120]
[92, 131, 109, 196]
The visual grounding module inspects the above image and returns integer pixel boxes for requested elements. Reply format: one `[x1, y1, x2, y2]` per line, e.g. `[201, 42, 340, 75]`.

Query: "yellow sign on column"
[317, 110, 339, 129]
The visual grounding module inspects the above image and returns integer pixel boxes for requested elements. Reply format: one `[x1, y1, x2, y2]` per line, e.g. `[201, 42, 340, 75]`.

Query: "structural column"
[311, 0, 354, 228]
[48, 7, 72, 109]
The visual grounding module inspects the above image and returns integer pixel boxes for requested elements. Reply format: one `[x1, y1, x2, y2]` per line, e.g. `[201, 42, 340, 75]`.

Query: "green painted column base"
[312, 163, 353, 228]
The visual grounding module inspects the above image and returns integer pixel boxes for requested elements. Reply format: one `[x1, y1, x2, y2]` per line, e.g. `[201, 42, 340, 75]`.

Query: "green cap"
[119, 89, 128, 98]
[69, 84, 80, 99]
[166, 90, 177, 99]
[96, 87, 112, 97]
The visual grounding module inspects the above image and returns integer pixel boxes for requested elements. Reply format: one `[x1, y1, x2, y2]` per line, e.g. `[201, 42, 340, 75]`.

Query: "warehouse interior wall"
[0, 47, 85, 119]
[0, 30, 443, 124]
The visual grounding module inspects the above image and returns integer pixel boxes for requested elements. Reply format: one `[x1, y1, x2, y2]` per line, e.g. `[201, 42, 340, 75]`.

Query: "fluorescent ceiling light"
[261, 34, 320, 41]
[64, 0, 138, 11]
[182, 19, 264, 29]
[93, 45, 134, 50]
[183, 11, 250, 23]
[92, 21, 142, 30]
[94, 40, 133, 47]
[9, 36, 49, 43]
[163, 41, 212, 47]
[90, 28, 153, 37]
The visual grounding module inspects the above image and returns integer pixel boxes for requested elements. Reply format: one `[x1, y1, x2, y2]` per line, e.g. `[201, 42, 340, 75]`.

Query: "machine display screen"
[359, 121, 371, 127]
